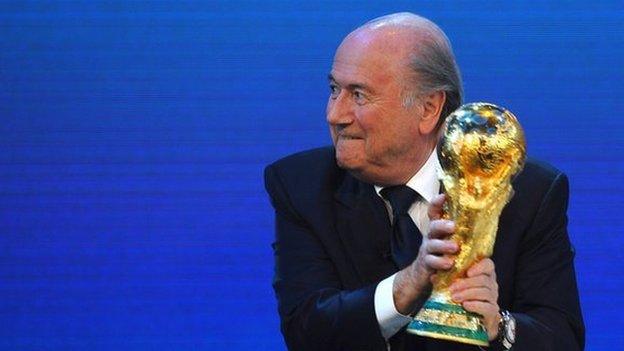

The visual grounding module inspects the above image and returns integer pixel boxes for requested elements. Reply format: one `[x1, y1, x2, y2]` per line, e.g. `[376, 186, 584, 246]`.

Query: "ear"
[418, 90, 446, 134]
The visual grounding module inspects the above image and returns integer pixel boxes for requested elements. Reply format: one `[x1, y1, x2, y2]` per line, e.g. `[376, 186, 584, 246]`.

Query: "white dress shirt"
[373, 149, 441, 340]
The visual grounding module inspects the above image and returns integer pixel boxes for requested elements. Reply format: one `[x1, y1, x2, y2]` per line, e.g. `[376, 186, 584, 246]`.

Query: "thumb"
[428, 193, 446, 220]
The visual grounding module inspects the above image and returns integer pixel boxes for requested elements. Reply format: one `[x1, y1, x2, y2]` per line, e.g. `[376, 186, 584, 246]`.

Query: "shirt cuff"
[374, 273, 413, 339]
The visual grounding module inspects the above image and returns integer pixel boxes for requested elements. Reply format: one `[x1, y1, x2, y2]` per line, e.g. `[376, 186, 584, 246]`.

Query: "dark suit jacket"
[264, 146, 584, 351]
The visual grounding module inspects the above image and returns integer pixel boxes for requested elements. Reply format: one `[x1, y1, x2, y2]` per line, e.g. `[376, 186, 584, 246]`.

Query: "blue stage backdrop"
[1, 1, 622, 350]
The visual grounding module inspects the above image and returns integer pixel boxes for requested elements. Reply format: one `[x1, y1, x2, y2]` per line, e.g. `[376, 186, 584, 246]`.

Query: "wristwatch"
[498, 310, 516, 349]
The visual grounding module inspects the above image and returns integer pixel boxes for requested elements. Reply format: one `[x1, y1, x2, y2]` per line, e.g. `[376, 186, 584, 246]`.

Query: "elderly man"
[264, 13, 583, 351]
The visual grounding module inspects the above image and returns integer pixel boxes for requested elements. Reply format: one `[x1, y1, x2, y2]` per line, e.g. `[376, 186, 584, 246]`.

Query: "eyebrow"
[328, 74, 373, 93]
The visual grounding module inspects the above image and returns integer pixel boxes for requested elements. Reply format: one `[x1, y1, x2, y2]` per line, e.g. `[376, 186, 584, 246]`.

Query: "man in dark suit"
[264, 13, 584, 350]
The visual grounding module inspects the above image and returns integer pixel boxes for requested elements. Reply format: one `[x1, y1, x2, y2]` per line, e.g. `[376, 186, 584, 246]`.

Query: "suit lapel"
[334, 172, 397, 284]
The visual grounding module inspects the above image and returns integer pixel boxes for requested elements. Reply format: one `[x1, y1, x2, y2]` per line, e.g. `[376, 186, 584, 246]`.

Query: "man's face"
[327, 29, 430, 184]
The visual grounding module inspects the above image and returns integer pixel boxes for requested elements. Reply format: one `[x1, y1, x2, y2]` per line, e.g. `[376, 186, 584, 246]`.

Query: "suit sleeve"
[505, 173, 585, 351]
[264, 165, 387, 351]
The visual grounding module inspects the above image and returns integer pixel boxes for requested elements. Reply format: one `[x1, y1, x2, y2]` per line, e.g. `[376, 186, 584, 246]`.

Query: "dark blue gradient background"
[1, 1, 622, 350]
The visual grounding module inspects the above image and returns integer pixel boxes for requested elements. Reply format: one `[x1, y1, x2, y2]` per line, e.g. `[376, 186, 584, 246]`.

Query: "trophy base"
[406, 299, 489, 346]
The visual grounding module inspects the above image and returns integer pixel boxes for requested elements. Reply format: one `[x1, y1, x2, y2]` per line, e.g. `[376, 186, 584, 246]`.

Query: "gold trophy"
[407, 102, 526, 346]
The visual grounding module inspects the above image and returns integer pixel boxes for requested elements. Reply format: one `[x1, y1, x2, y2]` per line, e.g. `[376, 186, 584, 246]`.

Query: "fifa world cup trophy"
[407, 102, 526, 346]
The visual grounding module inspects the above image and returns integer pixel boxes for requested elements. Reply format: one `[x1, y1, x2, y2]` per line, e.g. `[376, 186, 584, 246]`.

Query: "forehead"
[330, 28, 411, 87]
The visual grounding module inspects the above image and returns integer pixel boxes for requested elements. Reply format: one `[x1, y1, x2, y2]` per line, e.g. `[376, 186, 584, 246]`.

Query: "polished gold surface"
[409, 102, 526, 345]
[435, 102, 526, 289]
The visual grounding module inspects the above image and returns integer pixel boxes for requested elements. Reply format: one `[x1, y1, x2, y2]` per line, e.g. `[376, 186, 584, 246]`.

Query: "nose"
[326, 93, 354, 127]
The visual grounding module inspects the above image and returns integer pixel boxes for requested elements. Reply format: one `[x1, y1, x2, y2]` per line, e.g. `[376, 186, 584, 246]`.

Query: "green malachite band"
[407, 319, 488, 342]
[407, 300, 489, 346]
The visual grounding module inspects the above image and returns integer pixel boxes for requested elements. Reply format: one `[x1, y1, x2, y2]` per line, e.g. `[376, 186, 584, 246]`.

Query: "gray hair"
[404, 33, 463, 128]
[365, 13, 463, 128]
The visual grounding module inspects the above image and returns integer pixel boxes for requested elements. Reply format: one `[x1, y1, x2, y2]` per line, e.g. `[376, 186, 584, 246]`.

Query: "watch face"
[506, 317, 516, 343]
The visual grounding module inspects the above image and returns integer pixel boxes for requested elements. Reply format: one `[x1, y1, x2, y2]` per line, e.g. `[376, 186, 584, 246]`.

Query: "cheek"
[360, 111, 418, 157]
[355, 109, 379, 137]
[357, 110, 386, 148]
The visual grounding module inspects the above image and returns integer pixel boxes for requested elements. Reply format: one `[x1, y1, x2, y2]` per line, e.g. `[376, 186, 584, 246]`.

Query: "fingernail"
[449, 280, 461, 291]
[445, 221, 455, 231]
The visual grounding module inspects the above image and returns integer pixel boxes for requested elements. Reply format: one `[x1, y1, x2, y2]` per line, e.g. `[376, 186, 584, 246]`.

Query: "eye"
[329, 83, 340, 99]
[353, 90, 367, 105]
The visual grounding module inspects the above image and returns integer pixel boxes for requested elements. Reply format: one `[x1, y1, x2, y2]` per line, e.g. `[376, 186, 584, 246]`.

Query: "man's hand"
[450, 258, 501, 341]
[393, 194, 459, 315]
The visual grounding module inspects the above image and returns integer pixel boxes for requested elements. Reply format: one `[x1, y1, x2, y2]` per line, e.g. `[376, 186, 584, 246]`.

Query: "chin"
[335, 151, 361, 171]
[335, 154, 375, 181]
[336, 156, 356, 170]
[336, 155, 392, 185]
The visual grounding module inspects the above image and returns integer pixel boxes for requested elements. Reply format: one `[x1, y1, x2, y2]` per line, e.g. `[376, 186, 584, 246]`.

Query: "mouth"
[338, 135, 362, 140]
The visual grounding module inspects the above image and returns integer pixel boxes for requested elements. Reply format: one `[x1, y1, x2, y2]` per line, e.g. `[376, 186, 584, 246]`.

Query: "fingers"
[461, 300, 501, 341]
[450, 259, 499, 302]
[462, 300, 497, 314]
[467, 258, 496, 278]
[428, 219, 455, 239]
[448, 258, 500, 341]
[428, 194, 445, 220]
[451, 273, 497, 291]
[427, 239, 458, 255]
[424, 254, 454, 271]
[418, 218, 457, 273]
[451, 287, 497, 304]
[450, 274, 499, 298]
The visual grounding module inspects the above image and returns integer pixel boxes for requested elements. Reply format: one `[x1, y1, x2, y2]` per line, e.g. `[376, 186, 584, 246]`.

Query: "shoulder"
[518, 158, 565, 181]
[264, 146, 344, 215]
[265, 146, 341, 188]
[266, 146, 337, 177]
[509, 157, 570, 227]
[514, 157, 568, 196]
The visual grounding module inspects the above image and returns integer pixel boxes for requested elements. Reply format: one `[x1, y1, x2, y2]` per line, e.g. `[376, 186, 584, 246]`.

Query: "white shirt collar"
[374, 149, 440, 203]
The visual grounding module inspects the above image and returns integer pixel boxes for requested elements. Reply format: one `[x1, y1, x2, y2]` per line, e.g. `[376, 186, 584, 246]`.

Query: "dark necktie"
[380, 185, 423, 269]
